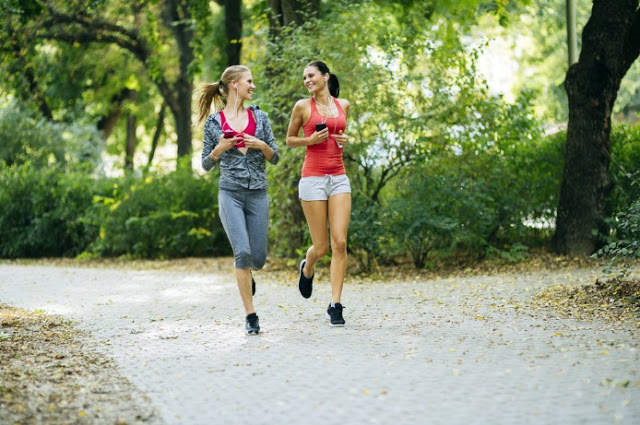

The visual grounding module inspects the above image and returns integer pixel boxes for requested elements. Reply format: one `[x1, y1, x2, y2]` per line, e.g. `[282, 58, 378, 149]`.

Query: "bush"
[609, 125, 640, 215]
[0, 102, 103, 169]
[386, 174, 460, 268]
[0, 162, 98, 257]
[84, 169, 230, 258]
[348, 192, 388, 272]
[596, 200, 640, 277]
[0, 164, 231, 259]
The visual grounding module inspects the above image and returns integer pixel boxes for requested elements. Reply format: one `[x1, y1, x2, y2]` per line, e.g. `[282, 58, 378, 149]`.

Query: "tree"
[1, 0, 212, 166]
[555, 0, 640, 255]
[215, 0, 242, 66]
[267, 0, 319, 32]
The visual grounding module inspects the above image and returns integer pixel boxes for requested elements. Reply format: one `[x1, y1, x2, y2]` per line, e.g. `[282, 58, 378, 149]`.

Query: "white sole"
[326, 312, 345, 327]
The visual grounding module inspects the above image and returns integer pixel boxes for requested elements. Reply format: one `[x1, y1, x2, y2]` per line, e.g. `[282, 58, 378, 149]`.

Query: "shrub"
[348, 192, 388, 272]
[0, 162, 97, 257]
[596, 200, 640, 277]
[85, 169, 231, 258]
[0, 102, 103, 169]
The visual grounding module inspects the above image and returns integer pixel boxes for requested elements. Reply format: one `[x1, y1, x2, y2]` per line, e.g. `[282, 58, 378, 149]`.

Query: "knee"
[251, 254, 266, 271]
[234, 250, 252, 269]
[331, 238, 347, 255]
[313, 243, 329, 258]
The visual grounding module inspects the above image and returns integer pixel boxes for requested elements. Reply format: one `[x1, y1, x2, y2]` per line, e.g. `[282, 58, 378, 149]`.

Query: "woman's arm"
[286, 100, 328, 148]
[202, 117, 220, 171]
[261, 116, 279, 164]
[202, 115, 236, 171]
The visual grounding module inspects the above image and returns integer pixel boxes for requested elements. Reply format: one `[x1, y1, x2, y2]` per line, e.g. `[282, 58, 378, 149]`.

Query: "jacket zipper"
[245, 154, 252, 189]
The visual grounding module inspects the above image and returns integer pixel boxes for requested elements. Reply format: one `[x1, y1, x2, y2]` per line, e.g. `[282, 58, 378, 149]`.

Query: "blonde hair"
[196, 65, 250, 124]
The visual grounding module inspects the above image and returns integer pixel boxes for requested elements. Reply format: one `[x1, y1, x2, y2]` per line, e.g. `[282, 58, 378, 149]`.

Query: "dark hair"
[307, 60, 340, 97]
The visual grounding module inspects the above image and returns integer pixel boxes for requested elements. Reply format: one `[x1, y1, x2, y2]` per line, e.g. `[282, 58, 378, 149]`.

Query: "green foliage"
[0, 102, 103, 168]
[595, 125, 640, 277]
[348, 193, 387, 272]
[609, 125, 640, 215]
[596, 200, 640, 278]
[386, 173, 459, 269]
[85, 169, 230, 258]
[0, 163, 230, 259]
[4, 0, 634, 268]
[0, 162, 98, 257]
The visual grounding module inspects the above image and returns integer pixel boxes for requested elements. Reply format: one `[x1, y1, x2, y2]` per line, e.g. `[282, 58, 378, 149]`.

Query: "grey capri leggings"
[218, 189, 269, 270]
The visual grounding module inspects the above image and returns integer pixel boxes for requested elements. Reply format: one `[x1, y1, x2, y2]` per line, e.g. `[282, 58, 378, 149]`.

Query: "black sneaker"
[326, 303, 345, 326]
[245, 313, 260, 335]
[251, 274, 256, 296]
[298, 259, 314, 299]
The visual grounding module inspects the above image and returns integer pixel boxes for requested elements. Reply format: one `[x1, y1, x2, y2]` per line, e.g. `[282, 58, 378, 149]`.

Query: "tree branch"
[163, 0, 194, 78]
[39, 28, 147, 61]
[36, 9, 179, 115]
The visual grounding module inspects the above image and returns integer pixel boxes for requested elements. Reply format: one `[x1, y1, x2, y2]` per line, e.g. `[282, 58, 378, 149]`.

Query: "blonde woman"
[197, 65, 279, 335]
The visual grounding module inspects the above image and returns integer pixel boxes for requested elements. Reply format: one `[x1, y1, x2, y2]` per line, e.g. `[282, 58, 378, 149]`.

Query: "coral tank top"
[301, 97, 347, 177]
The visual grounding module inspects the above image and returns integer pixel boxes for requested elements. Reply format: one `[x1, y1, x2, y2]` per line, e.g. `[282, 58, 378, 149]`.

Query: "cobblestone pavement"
[1, 264, 639, 425]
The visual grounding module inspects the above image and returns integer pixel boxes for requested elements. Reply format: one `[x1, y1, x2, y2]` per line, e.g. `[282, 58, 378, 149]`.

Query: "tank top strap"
[219, 110, 233, 132]
[333, 97, 345, 117]
[310, 97, 320, 115]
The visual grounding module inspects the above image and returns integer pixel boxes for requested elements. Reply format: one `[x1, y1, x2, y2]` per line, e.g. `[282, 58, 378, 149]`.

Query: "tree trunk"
[125, 113, 137, 170]
[268, 0, 319, 33]
[224, 0, 242, 66]
[97, 88, 137, 140]
[555, 0, 640, 255]
[147, 102, 167, 167]
[163, 0, 196, 163]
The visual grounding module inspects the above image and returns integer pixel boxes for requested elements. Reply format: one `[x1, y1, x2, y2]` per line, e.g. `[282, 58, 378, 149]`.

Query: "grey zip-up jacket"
[202, 106, 279, 190]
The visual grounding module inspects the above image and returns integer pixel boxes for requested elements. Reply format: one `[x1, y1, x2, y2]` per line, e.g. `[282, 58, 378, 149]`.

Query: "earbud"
[234, 84, 238, 89]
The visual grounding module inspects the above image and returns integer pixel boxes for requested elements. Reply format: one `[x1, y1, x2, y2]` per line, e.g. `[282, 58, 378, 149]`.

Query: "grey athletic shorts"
[298, 174, 351, 201]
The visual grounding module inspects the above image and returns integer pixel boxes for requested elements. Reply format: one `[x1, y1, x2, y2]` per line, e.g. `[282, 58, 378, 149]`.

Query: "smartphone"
[223, 131, 236, 138]
[315, 123, 326, 132]
[234, 133, 245, 148]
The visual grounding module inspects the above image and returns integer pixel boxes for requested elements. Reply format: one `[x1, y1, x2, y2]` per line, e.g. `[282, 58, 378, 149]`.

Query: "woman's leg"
[235, 268, 254, 314]
[218, 190, 255, 315]
[245, 190, 269, 271]
[301, 200, 329, 277]
[327, 193, 351, 303]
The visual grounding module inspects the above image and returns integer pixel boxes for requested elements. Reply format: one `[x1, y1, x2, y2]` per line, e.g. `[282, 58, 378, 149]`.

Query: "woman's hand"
[241, 134, 267, 150]
[335, 130, 349, 148]
[308, 127, 329, 146]
[219, 133, 238, 152]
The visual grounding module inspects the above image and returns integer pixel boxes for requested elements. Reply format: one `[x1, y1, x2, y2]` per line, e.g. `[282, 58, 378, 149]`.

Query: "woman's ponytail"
[196, 82, 224, 125]
[328, 73, 340, 98]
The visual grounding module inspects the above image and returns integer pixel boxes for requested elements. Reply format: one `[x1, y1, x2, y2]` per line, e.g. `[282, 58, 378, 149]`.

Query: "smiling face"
[303, 66, 328, 95]
[233, 71, 255, 101]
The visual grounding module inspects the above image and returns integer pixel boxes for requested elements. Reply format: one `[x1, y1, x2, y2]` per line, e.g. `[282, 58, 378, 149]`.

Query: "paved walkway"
[1, 264, 639, 425]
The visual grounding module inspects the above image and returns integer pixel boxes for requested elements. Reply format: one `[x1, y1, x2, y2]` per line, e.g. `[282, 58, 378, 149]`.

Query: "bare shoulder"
[291, 98, 311, 121]
[337, 98, 350, 113]
[294, 98, 311, 111]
